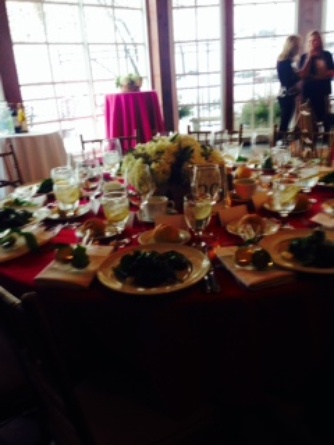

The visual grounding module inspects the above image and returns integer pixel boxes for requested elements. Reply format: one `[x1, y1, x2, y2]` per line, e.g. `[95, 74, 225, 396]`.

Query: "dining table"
[1, 183, 334, 419]
[0, 130, 67, 187]
[105, 91, 165, 143]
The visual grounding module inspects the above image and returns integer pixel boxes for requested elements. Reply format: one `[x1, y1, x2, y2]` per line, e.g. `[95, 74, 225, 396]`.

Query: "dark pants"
[278, 95, 296, 132]
[306, 93, 330, 132]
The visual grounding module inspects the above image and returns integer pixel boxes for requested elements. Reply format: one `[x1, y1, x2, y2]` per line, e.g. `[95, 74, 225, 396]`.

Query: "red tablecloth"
[2, 185, 334, 416]
[105, 91, 165, 143]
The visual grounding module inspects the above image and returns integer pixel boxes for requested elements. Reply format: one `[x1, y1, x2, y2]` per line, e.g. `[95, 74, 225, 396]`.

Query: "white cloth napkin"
[216, 246, 295, 290]
[310, 213, 334, 229]
[35, 245, 113, 288]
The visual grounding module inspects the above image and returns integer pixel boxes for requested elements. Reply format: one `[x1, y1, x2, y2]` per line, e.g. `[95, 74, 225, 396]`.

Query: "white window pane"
[84, 6, 116, 42]
[54, 82, 90, 97]
[58, 95, 92, 119]
[235, 3, 295, 38]
[13, 45, 53, 84]
[114, 9, 146, 43]
[7, 2, 46, 42]
[44, 4, 81, 42]
[173, 9, 196, 41]
[49, 45, 88, 81]
[21, 85, 55, 100]
[197, 41, 220, 72]
[28, 99, 60, 123]
[197, 7, 220, 40]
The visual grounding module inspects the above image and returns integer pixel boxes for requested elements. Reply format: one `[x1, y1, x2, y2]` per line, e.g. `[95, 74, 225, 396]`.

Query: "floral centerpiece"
[121, 133, 225, 210]
[115, 74, 143, 92]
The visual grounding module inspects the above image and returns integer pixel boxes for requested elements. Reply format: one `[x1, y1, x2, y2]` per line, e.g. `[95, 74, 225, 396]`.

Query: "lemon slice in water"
[280, 185, 300, 204]
[194, 202, 212, 220]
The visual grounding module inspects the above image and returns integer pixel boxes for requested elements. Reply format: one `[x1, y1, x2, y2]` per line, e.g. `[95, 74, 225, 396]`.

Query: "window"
[172, 0, 222, 132]
[6, 0, 149, 137]
[173, 0, 296, 134]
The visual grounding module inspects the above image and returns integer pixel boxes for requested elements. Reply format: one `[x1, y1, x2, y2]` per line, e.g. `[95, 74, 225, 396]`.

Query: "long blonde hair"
[305, 30, 324, 51]
[278, 35, 301, 62]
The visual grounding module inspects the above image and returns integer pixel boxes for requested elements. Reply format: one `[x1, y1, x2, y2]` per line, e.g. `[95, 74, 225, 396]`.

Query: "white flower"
[121, 133, 224, 188]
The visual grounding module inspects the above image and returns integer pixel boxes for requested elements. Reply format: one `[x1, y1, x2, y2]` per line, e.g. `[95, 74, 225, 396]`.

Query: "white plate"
[34, 203, 92, 221]
[0, 225, 57, 263]
[138, 229, 191, 245]
[226, 217, 280, 238]
[260, 229, 334, 274]
[97, 244, 210, 295]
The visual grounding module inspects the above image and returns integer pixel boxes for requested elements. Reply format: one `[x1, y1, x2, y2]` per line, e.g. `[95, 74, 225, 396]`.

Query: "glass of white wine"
[51, 166, 80, 217]
[183, 193, 213, 247]
[101, 190, 130, 236]
[102, 138, 122, 179]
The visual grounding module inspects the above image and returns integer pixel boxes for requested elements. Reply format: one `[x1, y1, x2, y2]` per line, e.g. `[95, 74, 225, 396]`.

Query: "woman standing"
[277, 35, 312, 132]
[299, 30, 334, 133]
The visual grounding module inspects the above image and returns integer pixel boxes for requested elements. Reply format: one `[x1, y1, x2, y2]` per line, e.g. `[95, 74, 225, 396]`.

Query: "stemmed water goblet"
[183, 193, 213, 248]
[124, 164, 156, 214]
[221, 142, 243, 168]
[102, 138, 122, 180]
[76, 157, 102, 200]
[271, 177, 300, 229]
[190, 164, 222, 205]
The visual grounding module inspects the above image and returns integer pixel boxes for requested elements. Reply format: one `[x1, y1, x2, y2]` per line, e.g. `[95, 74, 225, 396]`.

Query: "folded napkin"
[35, 245, 113, 288]
[310, 213, 334, 229]
[216, 246, 295, 290]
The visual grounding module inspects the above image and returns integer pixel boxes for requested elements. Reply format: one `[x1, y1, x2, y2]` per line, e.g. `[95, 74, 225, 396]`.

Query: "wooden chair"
[0, 142, 23, 190]
[212, 124, 243, 150]
[227, 124, 243, 145]
[187, 125, 212, 145]
[80, 134, 139, 159]
[0, 286, 223, 445]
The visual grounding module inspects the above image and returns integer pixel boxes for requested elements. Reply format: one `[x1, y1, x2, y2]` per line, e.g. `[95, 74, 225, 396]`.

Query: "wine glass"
[76, 158, 102, 199]
[271, 177, 300, 228]
[221, 142, 243, 168]
[102, 138, 122, 179]
[271, 147, 291, 174]
[190, 164, 222, 204]
[124, 164, 156, 211]
[297, 162, 319, 193]
[183, 193, 213, 247]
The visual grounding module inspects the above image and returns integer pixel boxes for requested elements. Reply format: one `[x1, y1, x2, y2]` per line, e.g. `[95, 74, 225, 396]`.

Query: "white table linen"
[0, 130, 67, 186]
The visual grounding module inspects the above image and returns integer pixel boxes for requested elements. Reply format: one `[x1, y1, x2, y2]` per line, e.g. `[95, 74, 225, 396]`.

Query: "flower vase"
[155, 181, 191, 213]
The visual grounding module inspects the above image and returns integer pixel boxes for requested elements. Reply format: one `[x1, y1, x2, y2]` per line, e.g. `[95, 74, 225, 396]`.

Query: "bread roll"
[152, 224, 182, 243]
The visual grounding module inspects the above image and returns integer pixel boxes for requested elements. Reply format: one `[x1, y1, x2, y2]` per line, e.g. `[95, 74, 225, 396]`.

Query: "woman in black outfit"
[277, 35, 312, 132]
[299, 30, 334, 133]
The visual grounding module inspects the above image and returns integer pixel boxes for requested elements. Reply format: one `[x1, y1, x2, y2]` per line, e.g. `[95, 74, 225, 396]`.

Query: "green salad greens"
[288, 229, 334, 268]
[114, 249, 191, 287]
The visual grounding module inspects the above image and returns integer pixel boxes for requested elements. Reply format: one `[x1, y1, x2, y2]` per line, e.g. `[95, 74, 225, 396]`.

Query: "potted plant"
[115, 74, 143, 92]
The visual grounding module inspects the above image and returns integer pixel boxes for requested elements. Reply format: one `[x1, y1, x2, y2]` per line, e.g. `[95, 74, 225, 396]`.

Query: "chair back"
[213, 124, 243, 149]
[187, 125, 212, 145]
[80, 134, 139, 159]
[0, 142, 23, 189]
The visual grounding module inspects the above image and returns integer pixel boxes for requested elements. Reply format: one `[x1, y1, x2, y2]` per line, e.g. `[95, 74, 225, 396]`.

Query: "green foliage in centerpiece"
[121, 133, 225, 191]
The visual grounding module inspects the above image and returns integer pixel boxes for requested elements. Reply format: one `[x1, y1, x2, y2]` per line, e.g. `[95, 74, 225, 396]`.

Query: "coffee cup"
[233, 178, 257, 200]
[142, 196, 175, 222]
